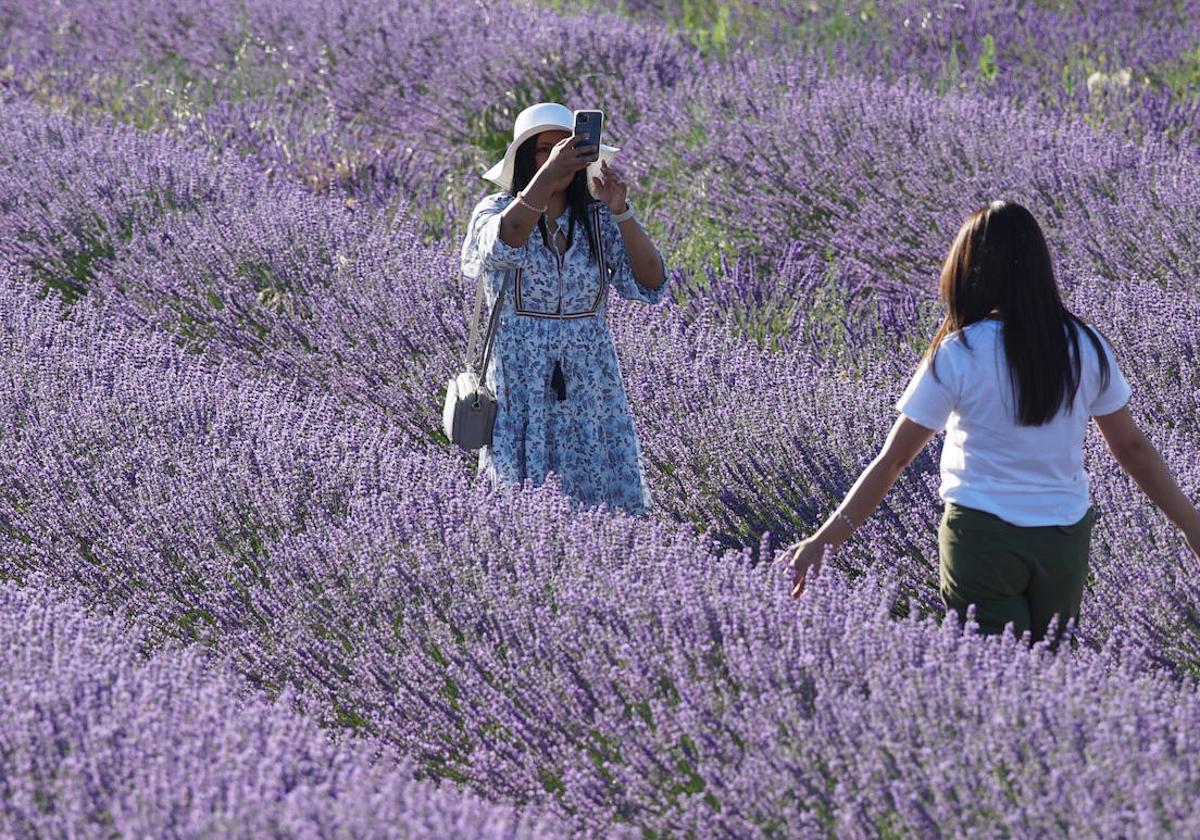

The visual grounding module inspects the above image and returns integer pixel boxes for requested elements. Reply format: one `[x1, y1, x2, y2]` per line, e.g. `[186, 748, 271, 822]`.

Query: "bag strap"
[467, 271, 509, 380]
[464, 270, 487, 372]
[588, 201, 606, 309]
[477, 272, 508, 378]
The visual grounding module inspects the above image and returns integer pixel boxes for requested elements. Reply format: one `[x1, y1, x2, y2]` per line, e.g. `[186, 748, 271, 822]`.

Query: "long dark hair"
[926, 201, 1110, 426]
[510, 134, 596, 257]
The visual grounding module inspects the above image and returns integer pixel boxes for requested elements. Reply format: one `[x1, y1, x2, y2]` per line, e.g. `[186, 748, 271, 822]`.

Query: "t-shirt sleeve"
[1089, 334, 1132, 416]
[896, 354, 956, 432]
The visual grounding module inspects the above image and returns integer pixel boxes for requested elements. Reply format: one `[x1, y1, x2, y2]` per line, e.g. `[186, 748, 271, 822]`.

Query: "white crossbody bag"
[442, 270, 509, 450]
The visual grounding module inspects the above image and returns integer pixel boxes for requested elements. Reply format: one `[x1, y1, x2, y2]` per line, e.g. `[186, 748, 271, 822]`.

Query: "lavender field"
[2, 0, 1200, 835]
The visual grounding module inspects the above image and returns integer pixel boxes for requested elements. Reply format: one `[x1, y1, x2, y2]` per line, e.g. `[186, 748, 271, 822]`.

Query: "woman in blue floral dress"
[461, 102, 667, 514]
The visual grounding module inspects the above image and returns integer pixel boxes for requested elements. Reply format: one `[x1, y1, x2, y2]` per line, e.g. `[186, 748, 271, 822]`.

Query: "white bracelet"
[835, 510, 855, 532]
[612, 201, 636, 224]
[515, 191, 547, 215]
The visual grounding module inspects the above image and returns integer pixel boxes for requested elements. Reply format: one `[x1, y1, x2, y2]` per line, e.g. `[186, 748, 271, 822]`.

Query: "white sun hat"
[482, 102, 619, 192]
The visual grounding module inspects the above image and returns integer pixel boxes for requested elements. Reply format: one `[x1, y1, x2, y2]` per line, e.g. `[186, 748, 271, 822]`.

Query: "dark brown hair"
[926, 201, 1109, 426]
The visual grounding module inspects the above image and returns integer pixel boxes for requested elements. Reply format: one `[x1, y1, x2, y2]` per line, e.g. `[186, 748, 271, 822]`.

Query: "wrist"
[612, 200, 636, 224]
[816, 509, 854, 545]
[518, 182, 553, 214]
[514, 190, 546, 215]
[835, 509, 856, 534]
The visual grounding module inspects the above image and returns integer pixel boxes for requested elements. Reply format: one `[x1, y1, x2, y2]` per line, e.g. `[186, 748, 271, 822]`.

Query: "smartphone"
[573, 110, 604, 163]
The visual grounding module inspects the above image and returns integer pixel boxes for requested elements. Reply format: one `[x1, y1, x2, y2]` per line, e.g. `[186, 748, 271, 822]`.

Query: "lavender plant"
[0, 574, 560, 837]
[3, 240, 1199, 834]
[3, 1, 1200, 836]
[633, 65, 1200, 279]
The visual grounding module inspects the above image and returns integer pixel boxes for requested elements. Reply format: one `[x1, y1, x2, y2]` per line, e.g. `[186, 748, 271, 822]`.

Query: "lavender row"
[616, 0, 1200, 136]
[634, 65, 1200, 281]
[3, 212, 1199, 834]
[1, 0, 691, 229]
[0, 100, 471, 447]
[2, 101, 1197, 664]
[209, 480, 1200, 836]
[0, 574, 559, 837]
[14, 53, 1196, 310]
[5, 0, 1198, 247]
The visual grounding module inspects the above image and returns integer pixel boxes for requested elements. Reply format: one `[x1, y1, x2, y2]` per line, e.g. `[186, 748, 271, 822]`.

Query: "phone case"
[573, 110, 603, 163]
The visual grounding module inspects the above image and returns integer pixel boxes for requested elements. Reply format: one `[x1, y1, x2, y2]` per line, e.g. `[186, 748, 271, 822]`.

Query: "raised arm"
[497, 135, 594, 248]
[1093, 406, 1200, 560]
[782, 415, 937, 596]
[593, 160, 665, 294]
[613, 212, 664, 290]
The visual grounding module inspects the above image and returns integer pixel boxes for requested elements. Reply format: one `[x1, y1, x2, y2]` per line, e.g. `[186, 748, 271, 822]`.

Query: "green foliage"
[977, 33, 999, 84]
[676, 1, 735, 51]
[333, 703, 372, 731]
[30, 228, 112, 304]
[174, 607, 219, 644]
[1160, 45, 1200, 102]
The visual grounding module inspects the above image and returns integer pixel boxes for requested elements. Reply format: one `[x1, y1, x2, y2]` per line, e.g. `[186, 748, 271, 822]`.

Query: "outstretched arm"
[781, 416, 937, 597]
[1094, 406, 1200, 560]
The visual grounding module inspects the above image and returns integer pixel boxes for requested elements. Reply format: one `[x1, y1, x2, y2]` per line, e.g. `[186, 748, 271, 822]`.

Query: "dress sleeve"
[1089, 332, 1132, 416]
[461, 194, 531, 279]
[598, 204, 667, 304]
[896, 353, 957, 432]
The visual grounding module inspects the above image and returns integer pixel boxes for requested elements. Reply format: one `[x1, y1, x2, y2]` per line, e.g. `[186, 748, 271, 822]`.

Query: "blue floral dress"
[460, 193, 667, 514]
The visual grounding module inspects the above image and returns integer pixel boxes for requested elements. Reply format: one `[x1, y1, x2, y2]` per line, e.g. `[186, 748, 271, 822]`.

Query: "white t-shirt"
[896, 319, 1131, 526]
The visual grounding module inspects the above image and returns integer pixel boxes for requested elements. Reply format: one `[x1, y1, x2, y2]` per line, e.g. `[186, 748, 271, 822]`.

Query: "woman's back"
[783, 200, 1199, 643]
[898, 319, 1131, 526]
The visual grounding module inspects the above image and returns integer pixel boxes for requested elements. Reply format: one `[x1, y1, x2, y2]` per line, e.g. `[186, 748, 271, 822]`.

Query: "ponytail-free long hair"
[927, 201, 1109, 426]
[510, 134, 596, 257]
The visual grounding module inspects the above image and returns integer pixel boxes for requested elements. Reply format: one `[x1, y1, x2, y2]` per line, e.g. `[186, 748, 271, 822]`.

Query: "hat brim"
[483, 124, 620, 191]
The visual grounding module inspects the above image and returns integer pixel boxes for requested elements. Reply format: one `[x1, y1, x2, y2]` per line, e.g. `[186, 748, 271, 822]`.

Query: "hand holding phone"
[573, 110, 604, 163]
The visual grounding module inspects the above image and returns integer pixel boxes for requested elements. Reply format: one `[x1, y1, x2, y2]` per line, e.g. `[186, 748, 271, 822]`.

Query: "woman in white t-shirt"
[782, 201, 1200, 642]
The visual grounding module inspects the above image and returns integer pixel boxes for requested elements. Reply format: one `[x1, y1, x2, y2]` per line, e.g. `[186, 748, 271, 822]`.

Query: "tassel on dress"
[550, 360, 567, 401]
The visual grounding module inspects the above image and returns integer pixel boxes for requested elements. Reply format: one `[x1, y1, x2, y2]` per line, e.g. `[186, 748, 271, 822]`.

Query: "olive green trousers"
[938, 503, 1095, 643]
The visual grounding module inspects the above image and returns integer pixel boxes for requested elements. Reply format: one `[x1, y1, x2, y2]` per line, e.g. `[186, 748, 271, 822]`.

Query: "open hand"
[591, 160, 629, 214]
[778, 538, 825, 598]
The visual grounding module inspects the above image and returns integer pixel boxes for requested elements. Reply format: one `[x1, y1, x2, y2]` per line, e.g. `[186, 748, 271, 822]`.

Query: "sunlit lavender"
[2, 0, 1199, 835]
